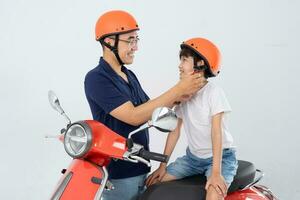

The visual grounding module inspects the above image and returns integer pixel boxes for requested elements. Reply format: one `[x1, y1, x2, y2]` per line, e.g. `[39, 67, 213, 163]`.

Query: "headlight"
[64, 122, 92, 158]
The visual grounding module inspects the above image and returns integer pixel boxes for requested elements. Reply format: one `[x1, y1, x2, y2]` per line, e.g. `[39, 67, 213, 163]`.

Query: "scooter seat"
[139, 160, 256, 200]
[227, 160, 256, 192]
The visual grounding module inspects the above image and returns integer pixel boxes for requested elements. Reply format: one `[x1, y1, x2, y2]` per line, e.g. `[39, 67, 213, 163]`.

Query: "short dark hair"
[179, 47, 209, 78]
[179, 47, 202, 64]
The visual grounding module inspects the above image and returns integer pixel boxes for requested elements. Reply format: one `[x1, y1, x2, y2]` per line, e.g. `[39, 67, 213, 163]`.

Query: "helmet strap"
[193, 65, 207, 72]
[100, 35, 124, 65]
[193, 65, 210, 78]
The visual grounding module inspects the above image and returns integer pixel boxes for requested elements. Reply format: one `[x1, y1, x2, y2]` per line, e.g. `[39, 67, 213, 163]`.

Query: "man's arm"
[110, 73, 203, 126]
[145, 119, 182, 186]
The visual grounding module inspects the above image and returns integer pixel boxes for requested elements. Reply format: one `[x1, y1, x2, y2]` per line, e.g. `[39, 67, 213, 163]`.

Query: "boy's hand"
[145, 165, 167, 187]
[205, 173, 228, 197]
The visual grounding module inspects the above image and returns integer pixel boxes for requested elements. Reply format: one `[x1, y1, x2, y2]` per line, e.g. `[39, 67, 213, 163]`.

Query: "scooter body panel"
[51, 159, 102, 200]
[226, 187, 269, 199]
[84, 120, 127, 165]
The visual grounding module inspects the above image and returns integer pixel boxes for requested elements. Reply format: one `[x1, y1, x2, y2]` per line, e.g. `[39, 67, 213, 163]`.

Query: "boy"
[146, 38, 238, 200]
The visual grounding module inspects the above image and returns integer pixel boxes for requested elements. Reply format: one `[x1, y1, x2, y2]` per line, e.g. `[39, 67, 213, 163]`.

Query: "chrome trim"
[105, 180, 115, 191]
[62, 112, 71, 125]
[123, 154, 139, 163]
[94, 166, 108, 200]
[64, 121, 92, 158]
[124, 143, 143, 156]
[50, 172, 73, 200]
[123, 143, 143, 163]
[130, 155, 151, 167]
[242, 169, 264, 190]
[128, 122, 150, 139]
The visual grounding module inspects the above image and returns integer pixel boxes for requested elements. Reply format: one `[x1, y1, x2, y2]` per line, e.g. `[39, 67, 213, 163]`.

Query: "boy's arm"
[145, 119, 182, 186]
[160, 118, 182, 167]
[211, 112, 223, 176]
[205, 112, 227, 197]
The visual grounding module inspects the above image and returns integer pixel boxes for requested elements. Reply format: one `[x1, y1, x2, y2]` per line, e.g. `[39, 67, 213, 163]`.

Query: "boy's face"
[179, 56, 195, 77]
[178, 56, 205, 79]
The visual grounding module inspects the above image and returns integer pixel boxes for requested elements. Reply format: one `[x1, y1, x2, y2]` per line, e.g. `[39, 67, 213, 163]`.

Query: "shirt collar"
[99, 57, 129, 77]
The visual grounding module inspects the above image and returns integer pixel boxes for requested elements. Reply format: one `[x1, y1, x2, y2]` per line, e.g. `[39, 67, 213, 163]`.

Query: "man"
[84, 10, 204, 200]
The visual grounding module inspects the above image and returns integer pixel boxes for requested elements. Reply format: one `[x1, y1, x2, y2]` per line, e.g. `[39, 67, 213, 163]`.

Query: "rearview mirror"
[151, 107, 177, 132]
[128, 107, 178, 139]
[48, 90, 71, 124]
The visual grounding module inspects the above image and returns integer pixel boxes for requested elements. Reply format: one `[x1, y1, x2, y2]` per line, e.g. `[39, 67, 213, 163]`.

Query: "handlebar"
[138, 149, 169, 163]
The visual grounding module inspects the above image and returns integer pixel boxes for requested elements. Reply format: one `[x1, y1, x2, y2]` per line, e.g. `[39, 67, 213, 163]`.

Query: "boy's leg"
[161, 149, 204, 182]
[206, 185, 224, 200]
[205, 148, 238, 200]
[160, 173, 178, 182]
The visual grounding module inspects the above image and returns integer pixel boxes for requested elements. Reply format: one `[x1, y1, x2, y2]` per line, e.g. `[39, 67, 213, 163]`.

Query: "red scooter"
[47, 91, 279, 200]
[47, 91, 177, 200]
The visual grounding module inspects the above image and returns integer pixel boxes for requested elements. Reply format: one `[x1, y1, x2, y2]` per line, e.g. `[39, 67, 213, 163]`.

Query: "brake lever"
[123, 156, 139, 163]
[130, 155, 151, 167]
[123, 143, 148, 165]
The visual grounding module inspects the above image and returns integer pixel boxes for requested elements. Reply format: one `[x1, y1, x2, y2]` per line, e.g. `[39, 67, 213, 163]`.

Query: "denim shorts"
[167, 148, 238, 186]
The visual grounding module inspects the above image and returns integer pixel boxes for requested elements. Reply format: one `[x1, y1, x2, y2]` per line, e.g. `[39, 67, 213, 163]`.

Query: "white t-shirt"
[175, 81, 235, 158]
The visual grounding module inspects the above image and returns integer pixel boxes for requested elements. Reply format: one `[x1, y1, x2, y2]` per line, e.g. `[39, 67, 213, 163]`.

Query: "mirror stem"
[62, 113, 71, 125]
[128, 121, 151, 139]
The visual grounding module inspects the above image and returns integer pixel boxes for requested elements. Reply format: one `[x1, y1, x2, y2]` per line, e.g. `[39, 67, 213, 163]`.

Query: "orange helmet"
[95, 10, 139, 41]
[181, 38, 221, 77]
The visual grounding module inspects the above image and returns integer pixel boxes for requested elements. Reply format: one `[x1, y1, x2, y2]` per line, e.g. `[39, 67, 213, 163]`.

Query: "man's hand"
[145, 165, 167, 187]
[176, 72, 206, 103]
[178, 94, 194, 102]
[205, 173, 228, 197]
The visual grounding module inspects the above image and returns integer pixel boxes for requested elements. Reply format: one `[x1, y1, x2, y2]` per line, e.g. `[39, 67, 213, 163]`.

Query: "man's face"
[117, 31, 139, 65]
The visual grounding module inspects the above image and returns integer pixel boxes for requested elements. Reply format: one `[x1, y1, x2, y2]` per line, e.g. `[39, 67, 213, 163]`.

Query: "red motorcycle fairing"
[226, 187, 269, 200]
[51, 159, 103, 200]
[51, 120, 129, 200]
[82, 120, 128, 165]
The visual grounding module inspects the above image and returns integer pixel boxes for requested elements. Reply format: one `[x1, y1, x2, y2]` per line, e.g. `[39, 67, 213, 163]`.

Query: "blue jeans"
[102, 174, 147, 200]
[167, 148, 238, 186]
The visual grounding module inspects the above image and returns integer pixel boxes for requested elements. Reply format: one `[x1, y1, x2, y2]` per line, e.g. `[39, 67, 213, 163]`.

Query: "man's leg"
[102, 174, 147, 200]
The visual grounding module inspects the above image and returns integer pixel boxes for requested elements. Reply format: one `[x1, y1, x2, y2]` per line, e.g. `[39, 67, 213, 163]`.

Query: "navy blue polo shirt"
[84, 57, 150, 179]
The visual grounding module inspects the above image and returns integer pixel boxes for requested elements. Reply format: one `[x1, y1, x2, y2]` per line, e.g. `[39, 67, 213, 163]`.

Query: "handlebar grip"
[139, 149, 169, 163]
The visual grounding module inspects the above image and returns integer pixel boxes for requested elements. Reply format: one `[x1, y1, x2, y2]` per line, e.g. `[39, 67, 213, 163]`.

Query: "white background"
[0, 0, 299, 199]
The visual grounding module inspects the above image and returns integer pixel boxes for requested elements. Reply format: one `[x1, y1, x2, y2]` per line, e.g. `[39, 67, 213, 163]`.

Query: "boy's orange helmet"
[95, 10, 139, 41]
[181, 38, 221, 77]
